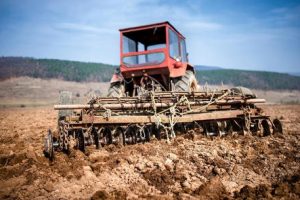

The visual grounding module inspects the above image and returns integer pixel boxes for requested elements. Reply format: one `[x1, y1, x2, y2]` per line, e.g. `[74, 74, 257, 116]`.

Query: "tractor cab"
[109, 22, 196, 96]
[119, 21, 191, 80]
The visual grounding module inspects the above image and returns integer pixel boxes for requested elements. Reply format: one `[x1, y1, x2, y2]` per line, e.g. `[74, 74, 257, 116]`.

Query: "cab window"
[180, 39, 187, 62]
[168, 29, 180, 59]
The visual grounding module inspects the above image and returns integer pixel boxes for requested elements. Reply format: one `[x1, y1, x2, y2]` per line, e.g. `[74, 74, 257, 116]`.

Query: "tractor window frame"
[123, 35, 137, 53]
[180, 39, 187, 62]
[168, 29, 180, 60]
[123, 52, 165, 67]
[122, 26, 166, 54]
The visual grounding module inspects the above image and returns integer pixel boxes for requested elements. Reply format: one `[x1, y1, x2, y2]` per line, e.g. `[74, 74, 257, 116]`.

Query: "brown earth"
[0, 104, 299, 199]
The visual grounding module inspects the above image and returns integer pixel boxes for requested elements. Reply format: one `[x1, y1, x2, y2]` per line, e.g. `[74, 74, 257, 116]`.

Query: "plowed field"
[0, 105, 299, 199]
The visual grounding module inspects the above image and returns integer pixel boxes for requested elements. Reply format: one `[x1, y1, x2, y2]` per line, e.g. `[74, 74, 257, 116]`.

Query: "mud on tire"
[174, 70, 198, 92]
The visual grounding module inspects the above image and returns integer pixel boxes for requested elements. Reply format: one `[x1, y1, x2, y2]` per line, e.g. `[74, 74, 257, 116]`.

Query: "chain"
[58, 122, 69, 151]
[59, 125, 64, 150]
[183, 90, 230, 114]
[244, 106, 252, 133]
[149, 90, 231, 141]
[63, 123, 69, 150]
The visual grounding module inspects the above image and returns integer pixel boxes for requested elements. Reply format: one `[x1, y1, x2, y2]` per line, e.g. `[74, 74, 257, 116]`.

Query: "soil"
[0, 104, 299, 199]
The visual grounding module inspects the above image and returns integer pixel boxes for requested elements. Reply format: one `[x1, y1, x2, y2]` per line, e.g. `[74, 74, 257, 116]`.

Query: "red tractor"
[108, 21, 198, 97]
[44, 21, 283, 160]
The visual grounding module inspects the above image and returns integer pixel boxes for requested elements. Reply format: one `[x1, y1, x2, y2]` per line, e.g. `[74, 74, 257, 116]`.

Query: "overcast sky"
[0, 0, 299, 72]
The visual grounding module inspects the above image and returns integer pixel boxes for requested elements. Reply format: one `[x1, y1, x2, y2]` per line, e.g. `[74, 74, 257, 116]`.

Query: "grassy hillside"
[1, 57, 300, 90]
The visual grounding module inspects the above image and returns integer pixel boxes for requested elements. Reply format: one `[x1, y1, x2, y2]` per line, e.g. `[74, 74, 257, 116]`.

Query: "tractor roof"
[119, 21, 185, 39]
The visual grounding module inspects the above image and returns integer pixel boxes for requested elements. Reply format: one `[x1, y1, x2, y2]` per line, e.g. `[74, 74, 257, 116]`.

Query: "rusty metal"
[54, 98, 266, 110]
[44, 89, 281, 159]
[81, 110, 251, 124]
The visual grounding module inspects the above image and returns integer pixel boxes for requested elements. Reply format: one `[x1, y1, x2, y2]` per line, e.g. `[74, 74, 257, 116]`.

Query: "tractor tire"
[107, 82, 125, 97]
[174, 70, 198, 92]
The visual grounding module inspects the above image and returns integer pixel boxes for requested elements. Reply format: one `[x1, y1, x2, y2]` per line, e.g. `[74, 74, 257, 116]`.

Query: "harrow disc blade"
[261, 119, 272, 136]
[44, 129, 54, 161]
[93, 128, 101, 149]
[273, 119, 283, 134]
[77, 129, 85, 152]
[113, 127, 125, 146]
[125, 126, 137, 144]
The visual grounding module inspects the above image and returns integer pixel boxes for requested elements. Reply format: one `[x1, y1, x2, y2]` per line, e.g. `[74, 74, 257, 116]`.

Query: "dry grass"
[0, 77, 300, 108]
[0, 77, 109, 107]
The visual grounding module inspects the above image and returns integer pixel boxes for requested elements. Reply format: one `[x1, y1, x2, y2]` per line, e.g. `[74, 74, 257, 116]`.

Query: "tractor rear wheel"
[174, 70, 198, 92]
[107, 82, 125, 97]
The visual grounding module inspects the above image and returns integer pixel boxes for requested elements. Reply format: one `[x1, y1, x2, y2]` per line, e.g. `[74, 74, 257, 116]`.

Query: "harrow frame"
[44, 90, 283, 161]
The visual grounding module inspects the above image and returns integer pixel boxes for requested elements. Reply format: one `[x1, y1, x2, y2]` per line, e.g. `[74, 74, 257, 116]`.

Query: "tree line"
[1, 57, 299, 90]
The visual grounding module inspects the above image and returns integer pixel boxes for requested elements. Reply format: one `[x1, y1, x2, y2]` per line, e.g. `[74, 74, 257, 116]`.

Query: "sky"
[0, 0, 299, 72]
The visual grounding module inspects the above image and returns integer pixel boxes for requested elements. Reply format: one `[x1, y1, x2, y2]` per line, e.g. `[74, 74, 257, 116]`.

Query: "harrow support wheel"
[174, 70, 198, 92]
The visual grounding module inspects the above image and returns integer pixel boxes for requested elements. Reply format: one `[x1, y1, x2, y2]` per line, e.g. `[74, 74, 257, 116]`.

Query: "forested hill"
[1, 57, 300, 90]
[0, 57, 115, 82]
[196, 70, 300, 90]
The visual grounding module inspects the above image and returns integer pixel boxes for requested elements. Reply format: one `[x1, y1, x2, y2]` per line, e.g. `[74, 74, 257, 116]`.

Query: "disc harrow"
[44, 90, 283, 161]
